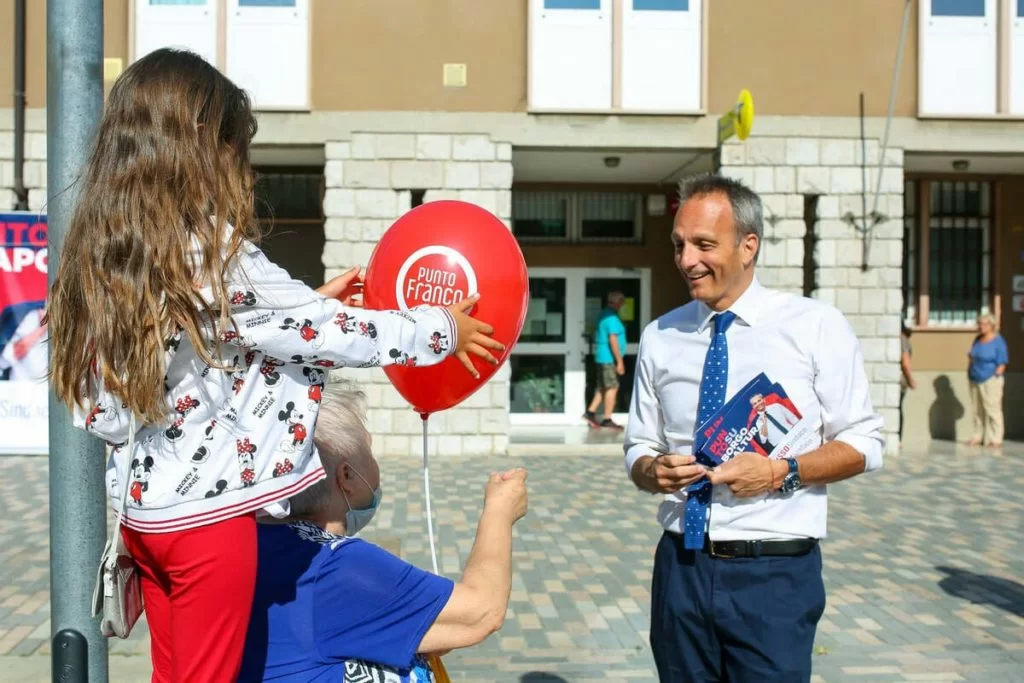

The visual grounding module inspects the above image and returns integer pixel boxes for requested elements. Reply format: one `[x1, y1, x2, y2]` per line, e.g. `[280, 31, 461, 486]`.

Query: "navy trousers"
[650, 531, 826, 682]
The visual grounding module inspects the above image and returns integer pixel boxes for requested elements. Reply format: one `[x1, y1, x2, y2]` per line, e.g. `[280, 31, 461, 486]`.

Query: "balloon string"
[422, 413, 439, 575]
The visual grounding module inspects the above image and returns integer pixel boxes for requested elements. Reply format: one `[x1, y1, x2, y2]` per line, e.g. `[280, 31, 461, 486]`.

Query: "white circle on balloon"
[394, 245, 479, 311]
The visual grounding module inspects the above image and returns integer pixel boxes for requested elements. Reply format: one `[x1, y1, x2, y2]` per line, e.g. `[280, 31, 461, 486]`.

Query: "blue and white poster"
[0, 211, 48, 455]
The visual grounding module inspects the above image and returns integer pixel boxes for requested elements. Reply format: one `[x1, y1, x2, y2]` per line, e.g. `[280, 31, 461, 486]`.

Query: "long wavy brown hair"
[49, 48, 259, 424]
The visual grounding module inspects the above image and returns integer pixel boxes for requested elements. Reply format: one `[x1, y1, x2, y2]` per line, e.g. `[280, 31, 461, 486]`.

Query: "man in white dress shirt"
[624, 174, 884, 682]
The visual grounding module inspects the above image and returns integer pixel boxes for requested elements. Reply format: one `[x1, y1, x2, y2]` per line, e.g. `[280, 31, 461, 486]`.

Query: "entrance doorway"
[509, 267, 651, 426]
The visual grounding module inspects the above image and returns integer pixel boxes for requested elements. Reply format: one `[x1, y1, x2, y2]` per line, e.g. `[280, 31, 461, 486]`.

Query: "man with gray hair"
[240, 381, 528, 682]
[624, 173, 883, 681]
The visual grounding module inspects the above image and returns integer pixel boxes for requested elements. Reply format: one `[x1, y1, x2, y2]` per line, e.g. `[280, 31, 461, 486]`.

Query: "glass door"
[508, 268, 585, 424]
[510, 267, 650, 426]
[580, 269, 650, 425]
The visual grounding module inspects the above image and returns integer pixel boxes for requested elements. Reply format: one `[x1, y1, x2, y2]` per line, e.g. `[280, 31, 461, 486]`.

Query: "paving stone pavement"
[0, 441, 1021, 682]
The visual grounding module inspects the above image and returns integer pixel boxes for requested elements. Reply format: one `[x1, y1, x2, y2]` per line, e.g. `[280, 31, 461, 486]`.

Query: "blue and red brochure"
[695, 373, 817, 464]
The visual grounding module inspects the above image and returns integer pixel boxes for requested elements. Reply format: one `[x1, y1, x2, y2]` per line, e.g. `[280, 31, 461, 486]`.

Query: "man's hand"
[908, 378, 917, 390]
[632, 454, 708, 494]
[707, 453, 785, 498]
[317, 266, 364, 307]
[615, 360, 625, 376]
[483, 468, 528, 523]
[448, 295, 505, 378]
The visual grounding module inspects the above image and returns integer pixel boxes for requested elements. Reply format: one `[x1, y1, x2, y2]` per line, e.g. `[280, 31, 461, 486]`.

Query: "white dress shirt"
[624, 277, 884, 541]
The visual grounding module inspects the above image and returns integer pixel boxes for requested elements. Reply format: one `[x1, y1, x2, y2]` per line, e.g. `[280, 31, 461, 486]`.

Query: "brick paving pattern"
[0, 441, 1021, 681]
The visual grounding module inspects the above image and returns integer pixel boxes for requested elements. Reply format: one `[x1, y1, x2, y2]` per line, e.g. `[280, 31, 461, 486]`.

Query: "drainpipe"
[13, 0, 28, 211]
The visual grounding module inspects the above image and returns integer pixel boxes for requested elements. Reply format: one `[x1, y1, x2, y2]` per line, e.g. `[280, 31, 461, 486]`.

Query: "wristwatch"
[779, 458, 802, 494]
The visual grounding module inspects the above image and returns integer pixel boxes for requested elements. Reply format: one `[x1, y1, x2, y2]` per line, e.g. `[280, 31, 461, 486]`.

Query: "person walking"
[584, 291, 627, 430]
[967, 313, 1008, 448]
[624, 173, 884, 682]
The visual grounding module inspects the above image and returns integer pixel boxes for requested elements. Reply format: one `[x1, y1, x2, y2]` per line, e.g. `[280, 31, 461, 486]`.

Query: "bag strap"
[108, 415, 136, 556]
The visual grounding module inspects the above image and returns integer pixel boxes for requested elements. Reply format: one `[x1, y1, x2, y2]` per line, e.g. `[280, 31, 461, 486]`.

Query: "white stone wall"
[0, 130, 48, 211]
[322, 132, 515, 458]
[719, 136, 904, 456]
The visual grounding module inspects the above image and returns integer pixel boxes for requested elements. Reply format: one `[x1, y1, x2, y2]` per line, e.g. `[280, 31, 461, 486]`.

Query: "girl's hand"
[317, 267, 363, 307]
[447, 295, 505, 378]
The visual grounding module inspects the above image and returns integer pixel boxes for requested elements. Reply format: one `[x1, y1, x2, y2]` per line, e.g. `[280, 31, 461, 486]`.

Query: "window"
[903, 180, 917, 324]
[919, 0, 1001, 116]
[544, 0, 600, 8]
[132, 0, 309, 110]
[512, 191, 641, 244]
[579, 192, 639, 240]
[226, 0, 310, 109]
[633, 0, 688, 10]
[1012, 2, 1024, 112]
[512, 192, 571, 241]
[254, 168, 325, 287]
[134, 0, 217, 68]
[931, 0, 985, 16]
[528, 0, 703, 112]
[903, 179, 995, 327]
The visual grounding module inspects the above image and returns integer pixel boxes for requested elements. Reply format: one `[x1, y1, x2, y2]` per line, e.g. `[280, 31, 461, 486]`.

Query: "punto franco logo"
[395, 245, 478, 311]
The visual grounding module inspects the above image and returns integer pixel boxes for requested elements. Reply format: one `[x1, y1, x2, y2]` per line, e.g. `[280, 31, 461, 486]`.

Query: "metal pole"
[47, 0, 108, 681]
[13, 0, 28, 211]
[870, 0, 913, 220]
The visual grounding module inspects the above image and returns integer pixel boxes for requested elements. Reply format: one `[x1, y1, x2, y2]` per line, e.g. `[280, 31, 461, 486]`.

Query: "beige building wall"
[0, 0, 920, 117]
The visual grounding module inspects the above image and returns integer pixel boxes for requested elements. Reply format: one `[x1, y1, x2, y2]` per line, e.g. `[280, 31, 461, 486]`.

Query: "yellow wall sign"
[717, 89, 755, 145]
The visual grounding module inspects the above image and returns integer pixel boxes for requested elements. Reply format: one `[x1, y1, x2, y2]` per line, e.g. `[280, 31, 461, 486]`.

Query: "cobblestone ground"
[0, 441, 1021, 682]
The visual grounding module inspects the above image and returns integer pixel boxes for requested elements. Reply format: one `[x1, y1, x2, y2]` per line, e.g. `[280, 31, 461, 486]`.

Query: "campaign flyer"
[696, 373, 817, 464]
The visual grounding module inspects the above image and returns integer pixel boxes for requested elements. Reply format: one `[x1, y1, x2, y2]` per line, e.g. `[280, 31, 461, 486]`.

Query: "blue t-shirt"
[593, 308, 626, 365]
[239, 522, 455, 683]
[969, 334, 1009, 383]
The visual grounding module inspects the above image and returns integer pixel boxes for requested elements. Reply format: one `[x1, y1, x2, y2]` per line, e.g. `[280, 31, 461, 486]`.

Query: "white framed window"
[1010, 0, 1024, 112]
[131, 0, 310, 111]
[512, 191, 642, 244]
[621, 0, 702, 111]
[919, 0, 997, 116]
[133, 0, 218, 68]
[225, 0, 310, 110]
[529, 0, 613, 111]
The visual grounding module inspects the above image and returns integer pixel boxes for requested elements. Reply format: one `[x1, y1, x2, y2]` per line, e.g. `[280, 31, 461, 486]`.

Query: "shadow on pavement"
[936, 565, 1024, 618]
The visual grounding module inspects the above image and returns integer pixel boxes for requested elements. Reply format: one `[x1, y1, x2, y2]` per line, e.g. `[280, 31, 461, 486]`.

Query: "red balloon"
[363, 200, 529, 415]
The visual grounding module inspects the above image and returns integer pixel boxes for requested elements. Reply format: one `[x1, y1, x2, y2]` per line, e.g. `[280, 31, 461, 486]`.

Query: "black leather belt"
[666, 531, 817, 558]
[703, 537, 818, 559]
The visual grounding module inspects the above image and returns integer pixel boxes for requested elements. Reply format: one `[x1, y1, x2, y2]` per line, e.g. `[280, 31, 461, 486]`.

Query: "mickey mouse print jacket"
[73, 240, 457, 533]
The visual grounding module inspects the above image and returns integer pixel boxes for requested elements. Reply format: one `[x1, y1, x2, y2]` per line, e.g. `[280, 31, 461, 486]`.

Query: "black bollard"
[51, 629, 88, 683]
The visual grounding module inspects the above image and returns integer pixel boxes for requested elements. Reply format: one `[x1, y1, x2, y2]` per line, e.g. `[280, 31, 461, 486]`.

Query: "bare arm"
[708, 441, 867, 497]
[772, 440, 865, 488]
[417, 470, 527, 654]
[900, 352, 916, 388]
[609, 335, 624, 364]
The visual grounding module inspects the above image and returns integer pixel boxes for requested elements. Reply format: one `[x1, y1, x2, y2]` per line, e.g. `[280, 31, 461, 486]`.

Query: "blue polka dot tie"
[683, 310, 737, 550]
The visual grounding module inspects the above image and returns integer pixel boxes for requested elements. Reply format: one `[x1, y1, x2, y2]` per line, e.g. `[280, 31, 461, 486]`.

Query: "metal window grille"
[512, 191, 642, 244]
[927, 180, 992, 325]
[579, 192, 641, 242]
[902, 180, 917, 325]
[512, 191, 570, 240]
[253, 170, 324, 222]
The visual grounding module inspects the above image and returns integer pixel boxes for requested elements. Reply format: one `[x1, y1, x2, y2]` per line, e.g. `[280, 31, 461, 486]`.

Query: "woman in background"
[967, 313, 1008, 449]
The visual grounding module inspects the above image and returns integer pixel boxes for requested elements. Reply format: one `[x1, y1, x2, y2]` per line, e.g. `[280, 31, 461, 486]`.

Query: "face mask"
[341, 465, 382, 536]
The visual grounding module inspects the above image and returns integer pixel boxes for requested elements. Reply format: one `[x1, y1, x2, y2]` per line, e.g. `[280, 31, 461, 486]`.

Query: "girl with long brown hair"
[47, 48, 501, 683]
